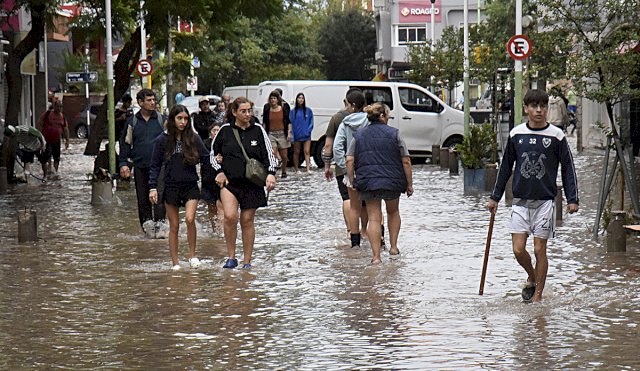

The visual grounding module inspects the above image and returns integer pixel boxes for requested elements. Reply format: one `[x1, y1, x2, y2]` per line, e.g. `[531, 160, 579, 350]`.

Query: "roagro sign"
[399, 1, 442, 23]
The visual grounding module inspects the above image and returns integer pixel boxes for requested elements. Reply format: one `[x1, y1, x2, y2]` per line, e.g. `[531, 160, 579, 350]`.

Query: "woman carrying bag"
[210, 97, 278, 269]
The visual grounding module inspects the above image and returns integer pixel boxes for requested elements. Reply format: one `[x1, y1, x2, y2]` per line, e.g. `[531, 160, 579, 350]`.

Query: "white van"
[222, 85, 259, 103]
[257, 80, 465, 167]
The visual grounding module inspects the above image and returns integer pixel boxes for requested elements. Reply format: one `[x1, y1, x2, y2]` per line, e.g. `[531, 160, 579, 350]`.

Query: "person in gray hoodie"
[333, 89, 369, 248]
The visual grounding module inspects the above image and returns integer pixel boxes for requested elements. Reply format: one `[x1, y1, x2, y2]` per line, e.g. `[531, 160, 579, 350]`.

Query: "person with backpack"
[118, 89, 168, 238]
[36, 100, 69, 179]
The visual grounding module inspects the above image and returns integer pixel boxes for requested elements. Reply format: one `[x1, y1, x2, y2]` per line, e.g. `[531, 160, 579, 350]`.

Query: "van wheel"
[313, 137, 326, 169]
[443, 137, 463, 150]
[76, 124, 88, 139]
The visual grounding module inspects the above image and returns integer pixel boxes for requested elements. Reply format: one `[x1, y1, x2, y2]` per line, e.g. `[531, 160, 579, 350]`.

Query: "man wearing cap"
[192, 96, 217, 141]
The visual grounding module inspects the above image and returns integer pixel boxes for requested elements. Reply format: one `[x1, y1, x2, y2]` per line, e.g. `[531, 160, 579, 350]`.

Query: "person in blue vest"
[346, 103, 414, 264]
[119, 89, 168, 237]
[487, 88, 579, 303]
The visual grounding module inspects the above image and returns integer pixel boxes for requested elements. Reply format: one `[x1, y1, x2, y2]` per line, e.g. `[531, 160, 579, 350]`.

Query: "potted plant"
[456, 123, 498, 194]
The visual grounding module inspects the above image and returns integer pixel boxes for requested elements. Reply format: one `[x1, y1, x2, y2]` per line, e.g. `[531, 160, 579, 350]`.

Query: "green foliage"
[456, 123, 497, 169]
[316, 8, 376, 80]
[406, 26, 464, 92]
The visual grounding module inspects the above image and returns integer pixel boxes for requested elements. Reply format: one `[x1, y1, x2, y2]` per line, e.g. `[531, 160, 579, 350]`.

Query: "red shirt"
[40, 111, 67, 144]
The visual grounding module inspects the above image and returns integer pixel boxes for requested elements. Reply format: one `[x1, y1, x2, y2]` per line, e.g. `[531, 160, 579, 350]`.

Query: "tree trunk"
[1, 4, 46, 180]
[84, 27, 141, 156]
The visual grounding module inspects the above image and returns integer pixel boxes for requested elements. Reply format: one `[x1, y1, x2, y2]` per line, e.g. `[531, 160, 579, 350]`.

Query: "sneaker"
[521, 283, 536, 302]
[171, 264, 181, 271]
[242, 263, 252, 269]
[281, 172, 287, 178]
[189, 257, 201, 269]
[223, 258, 238, 269]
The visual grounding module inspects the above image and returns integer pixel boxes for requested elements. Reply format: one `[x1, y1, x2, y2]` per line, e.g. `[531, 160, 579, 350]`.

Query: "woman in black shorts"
[211, 97, 278, 269]
[149, 105, 209, 271]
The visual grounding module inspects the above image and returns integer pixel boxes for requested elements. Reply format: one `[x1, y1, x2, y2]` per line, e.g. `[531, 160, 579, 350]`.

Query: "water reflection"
[0, 140, 639, 369]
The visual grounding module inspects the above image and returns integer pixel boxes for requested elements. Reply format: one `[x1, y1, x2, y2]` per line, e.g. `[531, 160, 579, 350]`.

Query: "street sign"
[66, 71, 99, 83]
[507, 34, 533, 61]
[136, 59, 153, 77]
[187, 76, 198, 91]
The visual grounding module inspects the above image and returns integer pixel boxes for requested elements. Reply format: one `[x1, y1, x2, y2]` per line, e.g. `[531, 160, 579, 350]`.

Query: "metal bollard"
[0, 166, 7, 195]
[555, 185, 563, 221]
[17, 208, 38, 243]
[431, 145, 440, 165]
[449, 149, 459, 175]
[440, 147, 449, 170]
[607, 211, 626, 252]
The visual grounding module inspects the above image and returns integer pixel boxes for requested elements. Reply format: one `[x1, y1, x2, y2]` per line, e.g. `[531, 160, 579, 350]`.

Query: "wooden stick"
[479, 211, 496, 295]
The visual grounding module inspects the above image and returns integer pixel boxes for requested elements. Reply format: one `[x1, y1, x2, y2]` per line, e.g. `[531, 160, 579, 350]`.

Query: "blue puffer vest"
[353, 121, 407, 193]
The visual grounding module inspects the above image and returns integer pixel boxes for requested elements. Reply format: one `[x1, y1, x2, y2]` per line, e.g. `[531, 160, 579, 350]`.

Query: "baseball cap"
[199, 96, 209, 103]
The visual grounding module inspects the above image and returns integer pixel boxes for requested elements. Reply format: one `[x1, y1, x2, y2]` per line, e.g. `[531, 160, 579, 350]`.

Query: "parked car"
[179, 94, 221, 115]
[69, 103, 101, 139]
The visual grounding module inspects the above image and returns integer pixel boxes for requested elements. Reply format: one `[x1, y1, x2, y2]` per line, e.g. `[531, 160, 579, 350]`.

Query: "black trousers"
[134, 166, 166, 227]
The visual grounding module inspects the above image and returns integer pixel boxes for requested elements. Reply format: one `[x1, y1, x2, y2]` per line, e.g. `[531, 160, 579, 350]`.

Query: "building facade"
[373, 0, 482, 82]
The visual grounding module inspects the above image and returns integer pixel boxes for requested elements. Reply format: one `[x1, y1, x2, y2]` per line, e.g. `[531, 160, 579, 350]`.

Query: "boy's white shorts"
[510, 199, 555, 239]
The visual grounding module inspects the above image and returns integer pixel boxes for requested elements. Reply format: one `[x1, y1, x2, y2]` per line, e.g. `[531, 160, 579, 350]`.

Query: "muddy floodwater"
[0, 140, 639, 370]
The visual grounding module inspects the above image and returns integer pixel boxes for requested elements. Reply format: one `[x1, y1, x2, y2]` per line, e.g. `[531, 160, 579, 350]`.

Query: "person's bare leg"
[165, 203, 180, 266]
[367, 199, 383, 264]
[293, 141, 301, 172]
[184, 199, 198, 259]
[512, 233, 535, 283]
[360, 202, 368, 240]
[216, 199, 225, 234]
[239, 208, 257, 265]
[280, 148, 289, 176]
[220, 188, 240, 259]
[303, 141, 311, 172]
[342, 199, 350, 238]
[531, 237, 549, 302]
[385, 198, 401, 255]
[347, 187, 362, 246]
[207, 203, 217, 231]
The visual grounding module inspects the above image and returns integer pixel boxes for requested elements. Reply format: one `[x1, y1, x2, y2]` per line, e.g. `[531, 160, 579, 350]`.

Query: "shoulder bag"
[232, 128, 267, 187]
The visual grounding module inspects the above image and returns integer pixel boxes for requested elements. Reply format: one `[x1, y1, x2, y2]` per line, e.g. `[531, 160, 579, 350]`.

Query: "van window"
[353, 86, 393, 110]
[399, 87, 440, 113]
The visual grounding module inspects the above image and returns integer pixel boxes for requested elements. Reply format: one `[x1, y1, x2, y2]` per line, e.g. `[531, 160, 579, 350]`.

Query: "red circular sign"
[507, 34, 533, 61]
[136, 59, 153, 77]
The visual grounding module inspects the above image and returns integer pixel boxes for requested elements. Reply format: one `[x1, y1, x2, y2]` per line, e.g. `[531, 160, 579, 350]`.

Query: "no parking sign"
[507, 35, 533, 60]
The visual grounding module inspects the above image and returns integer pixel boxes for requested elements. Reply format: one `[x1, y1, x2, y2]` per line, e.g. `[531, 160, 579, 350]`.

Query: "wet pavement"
[1, 139, 639, 369]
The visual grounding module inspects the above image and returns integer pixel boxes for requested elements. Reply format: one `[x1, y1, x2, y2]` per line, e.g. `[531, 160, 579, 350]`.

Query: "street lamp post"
[463, 0, 470, 134]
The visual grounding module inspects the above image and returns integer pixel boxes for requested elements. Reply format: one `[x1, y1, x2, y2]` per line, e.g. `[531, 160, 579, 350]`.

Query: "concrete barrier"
[18, 209, 37, 243]
[440, 147, 449, 171]
[607, 211, 626, 252]
[449, 149, 459, 175]
[432, 145, 440, 165]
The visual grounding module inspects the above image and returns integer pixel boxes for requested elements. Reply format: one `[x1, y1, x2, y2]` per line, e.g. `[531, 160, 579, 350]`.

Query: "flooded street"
[1, 139, 639, 370]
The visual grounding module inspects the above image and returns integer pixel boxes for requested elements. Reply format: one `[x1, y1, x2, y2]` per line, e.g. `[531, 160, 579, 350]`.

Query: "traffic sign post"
[187, 76, 198, 92]
[507, 34, 532, 61]
[136, 59, 153, 89]
[65, 72, 98, 83]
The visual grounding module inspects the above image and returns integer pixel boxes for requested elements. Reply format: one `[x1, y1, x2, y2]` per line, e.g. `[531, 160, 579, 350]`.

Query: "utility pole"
[463, 0, 470, 134]
[514, 0, 523, 126]
[106, 0, 116, 175]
